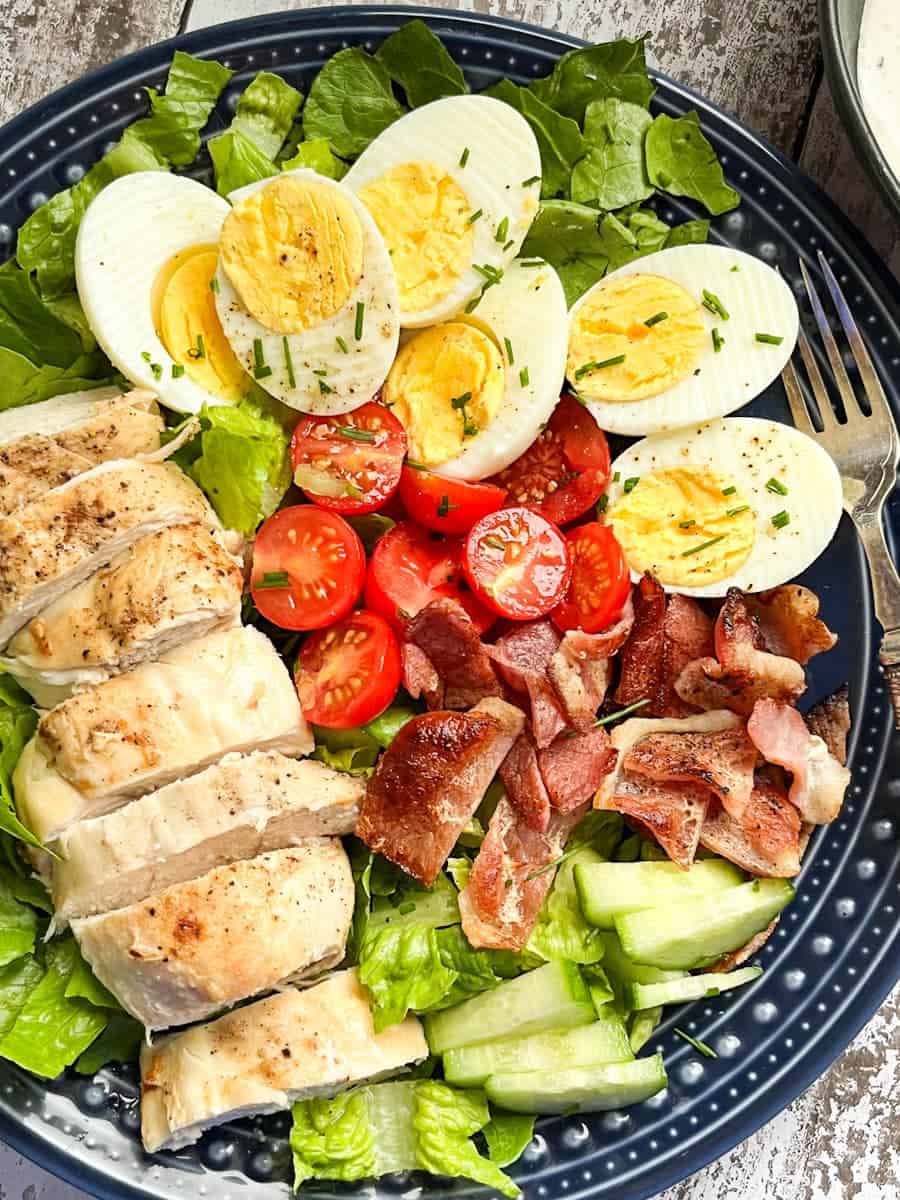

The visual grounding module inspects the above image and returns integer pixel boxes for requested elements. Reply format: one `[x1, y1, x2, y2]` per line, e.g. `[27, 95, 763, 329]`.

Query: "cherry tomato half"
[550, 523, 631, 633]
[365, 520, 495, 634]
[251, 506, 365, 631]
[295, 610, 401, 729]
[290, 402, 407, 515]
[463, 506, 571, 620]
[491, 394, 611, 526]
[398, 465, 506, 535]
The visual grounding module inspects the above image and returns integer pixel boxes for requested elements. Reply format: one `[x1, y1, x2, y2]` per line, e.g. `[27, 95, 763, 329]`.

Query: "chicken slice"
[2, 525, 243, 707]
[0, 459, 215, 648]
[52, 752, 362, 920]
[72, 841, 354, 1031]
[140, 969, 428, 1152]
[14, 626, 312, 842]
[0, 388, 163, 516]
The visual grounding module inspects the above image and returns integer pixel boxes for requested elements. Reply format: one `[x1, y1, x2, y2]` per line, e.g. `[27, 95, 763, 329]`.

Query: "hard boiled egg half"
[214, 169, 400, 415]
[568, 245, 799, 436]
[75, 174, 248, 414]
[344, 95, 541, 328]
[381, 260, 568, 482]
[604, 417, 842, 597]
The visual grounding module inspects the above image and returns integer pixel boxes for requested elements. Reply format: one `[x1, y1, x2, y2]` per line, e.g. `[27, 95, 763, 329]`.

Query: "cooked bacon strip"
[805, 684, 850, 765]
[405, 598, 500, 710]
[401, 643, 443, 709]
[538, 727, 617, 812]
[500, 734, 551, 833]
[700, 776, 801, 877]
[358, 697, 524, 885]
[486, 621, 567, 748]
[623, 726, 759, 819]
[547, 597, 634, 730]
[745, 585, 837, 665]
[602, 774, 711, 869]
[459, 797, 587, 951]
[747, 698, 850, 824]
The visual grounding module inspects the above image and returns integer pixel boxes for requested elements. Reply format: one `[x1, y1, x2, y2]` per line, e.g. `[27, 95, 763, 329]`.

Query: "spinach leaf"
[531, 36, 655, 122]
[644, 112, 739, 215]
[281, 137, 348, 179]
[303, 48, 405, 160]
[665, 217, 711, 247]
[485, 80, 585, 199]
[376, 20, 467, 107]
[520, 200, 610, 305]
[571, 97, 653, 209]
[0, 261, 88, 367]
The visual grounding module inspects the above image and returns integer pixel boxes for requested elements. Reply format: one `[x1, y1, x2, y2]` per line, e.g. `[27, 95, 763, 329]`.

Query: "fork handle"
[857, 514, 900, 730]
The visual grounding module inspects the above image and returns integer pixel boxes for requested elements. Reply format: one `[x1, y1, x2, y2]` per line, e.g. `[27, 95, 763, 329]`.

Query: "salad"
[0, 19, 852, 1195]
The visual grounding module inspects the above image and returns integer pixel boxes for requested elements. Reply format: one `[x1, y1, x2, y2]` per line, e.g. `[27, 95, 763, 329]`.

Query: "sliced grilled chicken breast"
[140, 969, 428, 1152]
[73, 841, 354, 1031]
[0, 388, 163, 516]
[14, 626, 312, 842]
[0, 459, 215, 648]
[52, 752, 362, 919]
[3, 525, 243, 707]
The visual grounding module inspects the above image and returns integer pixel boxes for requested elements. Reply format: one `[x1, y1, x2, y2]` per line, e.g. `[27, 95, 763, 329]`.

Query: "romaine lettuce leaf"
[369, 871, 459, 934]
[531, 36, 655, 121]
[281, 137, 347, 179]
[0, 261, 87, 367]
[483, 1111, 535, 1167]
[311, 725, 380, 778]
[0, 675, 41, 851]
[414, 1081, 519, 1198]
[0, 347, 113, 412]
[291, 1088, 377, 1188]
[363, 705, 417, 748]
[433, 926, 501, 1009]
[527, 846, 605, 964]
[644, 112, 739, 215]
[75, 1013, 143, 1075]
[64, 951, 121, 1009]
[486, 80, 585, 200]
[665, 217, 710, 248]
[570, 97, 653, 209]
[303, 48, 405, 159]
[0, 954, 44, 1040]
[126, 51, 234, 166]
[209, 130, 279, 197]
[376, 20, 467, 107]
[209, 70, 303, 194]
[0, 874, 37, 969]
[0, 867, 52, 914]
[359, 925, 456, 1030]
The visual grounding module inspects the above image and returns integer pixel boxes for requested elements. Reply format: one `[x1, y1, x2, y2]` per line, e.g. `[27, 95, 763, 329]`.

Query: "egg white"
[74, 174, 233, 415]
[606, 417, 842, 597]
[214, 169, 400, 416]
[434, 261, 569, 482]
[571, 245, 800, 437]
[343, 95, 541, 328]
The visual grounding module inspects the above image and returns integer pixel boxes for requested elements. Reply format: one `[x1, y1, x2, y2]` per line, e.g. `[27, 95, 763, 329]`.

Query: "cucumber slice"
[575, 859, 744, 929]
[444, 1008, 633, 1087]
[425, 960, 595, 1054]
[628, 965, 763, 1011]
[485, 1054, 667, 1114]
[598, 932, 686, 1011]
[628, 1006, 662, 1053]
[616, 879, 795, 970]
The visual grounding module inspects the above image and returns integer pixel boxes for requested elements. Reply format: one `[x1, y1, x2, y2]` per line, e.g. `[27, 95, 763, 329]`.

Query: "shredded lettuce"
[303, 48, 405, 159]
[486, 80, 586, 200]
[210, 70, 303, 195]
[375, 19, 467, 107]
[644, 111, 740, 215]
[530, 35, 655, 120]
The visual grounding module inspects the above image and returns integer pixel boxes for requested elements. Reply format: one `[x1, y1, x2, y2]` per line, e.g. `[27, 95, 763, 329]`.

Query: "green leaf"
[311, 724, 380, 778]
[629, 1004, 662, 1053]
[127, 51, 235, 166]
[432, 926, 501, 1009]
[0, 872, 37, 969]
[0, 347, 113, 413]
[281, 137, 348, 179]
[482, 1111, 535, 1168]
[370, 872, 459, 934]
[520, 199, 609, 305]
[209, 129, 279, 196]
[359, 925, 457, 1030]
[0, 954, 45, 1041]
[363, 705, 417, 749]
[614, 832, 642, 862]
[75, 1013, 143, 1074]
[571, 98, 653, 209]
[291, 1088, 377, 1189]
[0, 867, 52, 914]
[228, 71, 303, 160]
[345, 511, 395, 553]
[0, 261, 86, 367]
[531, 36, 655, 122]
[583, 962, 616, 1010]
[0, 675, 41, 851]
[303, 48, 406, 160]
[485, 80, 586, 200]
[665, 217, 710, 248]
[414, 1081, 519, 1198]
[64, 950, 121, 1010]
[376, 20, 467, 107]
[528, 846, 606, 964]
[644, 112, 739, 215]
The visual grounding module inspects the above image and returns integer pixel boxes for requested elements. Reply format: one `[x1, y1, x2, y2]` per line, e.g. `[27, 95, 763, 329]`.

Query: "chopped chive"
[495, 217, 510, 243]
[354, 302, 365, 341]
[613, 472, 620, 483]
[504, 336, 514, 365]
[644, 311, 668, 327]
[596, 494, 609, 515]
[503, 239, 514, 251]
[255, 570, 290, 590]
[141, 350, 151, 363]
[771, 510, 790, 529]
[678, 519, 696, 529]
[766, 477, 788, 496]
[484, 535, 506, 551]
[451, 391, 473, 409]
[254, 365, 273, 380]
[712, 327, 724, 353]
[701, 289, 730, 321]
[405, 459, 428, 471]
[623, 476, 640, 494]
[209, 276, 220, 294]
[721, 485, 737, 496]
[522, 175, 540, 187]
[593, 698, 650, 726]
[318, 378, 333, 394]
[525, 845, 581, 880]
[517, 259, 544, 267]
[755, 332, 784, 345]
[674, 1028, 718, 1058]
[282, 337, 296, 388]
[459, 147, 470, 168]
[730, 264, 740, 272]
[171, 363, 185, 378]
[313, 368, 328, 377]
[253, 338, 265, 370]
[575, 354, 626, 380]
[727, 504, 750, 517]
[150, 362, 163, 380]
[519, 367, 530, 387]
[336, 335, 349, 354]
[466, 208, 483, 225]
[464, 296, 481, 314]
[474, 263, 502, 282]
[195, 333, 206, 360]
[437, 495, 460, 519]
[335, 425, 376, 443]
[682, 534, 727, 557]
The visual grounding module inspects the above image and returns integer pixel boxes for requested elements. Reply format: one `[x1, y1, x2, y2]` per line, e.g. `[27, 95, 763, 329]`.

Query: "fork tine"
[798, 257, 860, 420]
[781, 356, 815, 435]
[817, 250, 893, 426]
[796, 326, 837, 429]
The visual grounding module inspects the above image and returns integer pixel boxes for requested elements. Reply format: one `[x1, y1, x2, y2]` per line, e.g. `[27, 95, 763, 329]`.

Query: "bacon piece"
[459, 797, 587, 950]
[745, 585, 837, 665]
[486, 621, 566, 748]
[538, 727, 617, 812]
[602, 774, 710, 869]
[358, 697, 524, 885]
[623, 726, 759, 819]
[700, 776, 801, 877]
[547, 597, 635, 730]
[500, 734, 551, 833]
[747, 698, 849, 824]
[708, 919, 779, 973]
[805, 684, 850, 765]
[405, 598, 500, 710]
[401, 643, 443, 708]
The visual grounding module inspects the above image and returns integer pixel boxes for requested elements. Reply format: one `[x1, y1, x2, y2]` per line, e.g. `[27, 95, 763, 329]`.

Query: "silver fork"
[782, 249, 900, 729]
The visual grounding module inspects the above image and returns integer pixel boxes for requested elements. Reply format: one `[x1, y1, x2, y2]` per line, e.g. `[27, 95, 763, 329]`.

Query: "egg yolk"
[610, 466, 756, 587]
[153, 246, 249, 403]
[568, 274, 706, 403]
[357, 162, 473, 315]
[382, 322, 504, 466]
[219, 175, 364, 334]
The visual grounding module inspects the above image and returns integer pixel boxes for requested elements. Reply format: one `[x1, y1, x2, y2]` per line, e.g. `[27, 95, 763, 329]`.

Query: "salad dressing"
[857, 0, 900, 181]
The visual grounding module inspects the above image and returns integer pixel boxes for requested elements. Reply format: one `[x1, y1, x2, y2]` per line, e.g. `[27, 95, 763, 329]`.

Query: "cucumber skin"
[575, 859, 744, 929]
[627, 965, 763, 1011]
[484, 1054, 668, 1115]
[615, 879, 795, 970]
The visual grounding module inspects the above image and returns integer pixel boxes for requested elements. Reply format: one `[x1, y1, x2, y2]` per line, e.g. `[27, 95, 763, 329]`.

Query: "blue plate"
[0, 7, 898, 1199]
